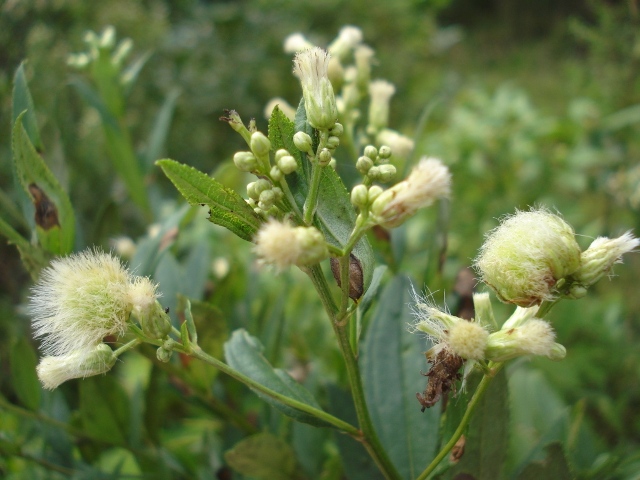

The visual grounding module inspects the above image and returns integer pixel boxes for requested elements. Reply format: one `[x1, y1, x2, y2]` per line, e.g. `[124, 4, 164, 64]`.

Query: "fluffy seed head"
[447, 321, 489, 360]
[30, 250, 133, 357]
[370, 157, 451, 228]
[474, 209, 582, 306]
[254, 220, 328, 270]
[36, 344, 117, 390]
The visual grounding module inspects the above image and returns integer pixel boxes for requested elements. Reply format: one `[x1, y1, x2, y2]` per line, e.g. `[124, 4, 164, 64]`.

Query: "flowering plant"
[2, 23, 638, 480]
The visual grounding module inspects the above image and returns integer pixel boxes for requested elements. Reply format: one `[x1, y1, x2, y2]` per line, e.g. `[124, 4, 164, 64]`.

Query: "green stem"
[416, 362, 505, 480]
[303, 130, 329, 225]
[188, 345, 360, 436]
[306, 264, 401, 480]
[536, 299, 559, 318]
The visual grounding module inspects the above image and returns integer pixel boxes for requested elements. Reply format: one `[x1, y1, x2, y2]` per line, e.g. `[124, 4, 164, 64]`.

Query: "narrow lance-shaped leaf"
[12, 62, 43, 151]
[12, 112, 75, 255]
[224, 329, 331, 427]
[157, 159, 263, 242]
[361, 275, 441, 479]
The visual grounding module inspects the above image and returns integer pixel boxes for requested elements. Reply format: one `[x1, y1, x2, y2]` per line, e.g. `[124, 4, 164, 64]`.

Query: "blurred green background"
[1, 0, 639, 478]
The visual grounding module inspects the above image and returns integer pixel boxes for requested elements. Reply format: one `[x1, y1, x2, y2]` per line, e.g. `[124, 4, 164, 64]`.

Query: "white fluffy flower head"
[368, 80, 396, 132]
[254, 220, 328, 270]
[370, 157, 451, 228]
[37, 344, 117, 390]
[30, 250, 133, 357]
[474, 208, 582, 306]
[293, 47, 338, 130]
[575, 231, 639, 287]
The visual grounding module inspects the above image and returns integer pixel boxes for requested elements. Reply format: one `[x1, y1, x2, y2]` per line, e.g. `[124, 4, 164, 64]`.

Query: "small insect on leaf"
[28, 183, 59, 230]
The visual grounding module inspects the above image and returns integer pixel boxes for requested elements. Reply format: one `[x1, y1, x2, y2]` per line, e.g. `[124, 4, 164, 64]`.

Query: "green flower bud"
[275, 148, 290, 162]
[330, 122, 344, 137]
[271, 187, 284, 200]
[250, 132, 271, 158]
[368, 166, 381, 180]
[293, 132, 313, 153]
[233, 151, 258, 172]
[136, 298, 172, 340]
[377, 164, 396, 183]
[356, 156, 374, 175]
[318, 148, 332, 166]
[378, 145, 392, 159]
[364, 145, 378, 160]
[351, 184, 369, 208]
[368, 185, 384, 203]
[326, 135, 340, 150]
[474, 209, 582, 306]
[277, 155, 298, 174]
[259, 189, 276, 209]
[270, 165, 283, 182]
[156, 346, 172, 362]
[573, 232, 639, 288]
[247, 182, 260, 200]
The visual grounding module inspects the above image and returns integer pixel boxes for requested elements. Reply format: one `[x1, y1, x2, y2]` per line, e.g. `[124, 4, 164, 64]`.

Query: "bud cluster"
[355, 144, 396, 182]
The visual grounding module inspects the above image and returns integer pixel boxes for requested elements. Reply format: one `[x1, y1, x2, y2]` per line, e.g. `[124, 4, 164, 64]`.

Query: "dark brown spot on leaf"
[28, 183, 59, 230]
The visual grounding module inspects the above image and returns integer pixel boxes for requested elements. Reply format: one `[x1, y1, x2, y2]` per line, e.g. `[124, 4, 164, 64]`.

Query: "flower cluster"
[29, 250, 169, 389]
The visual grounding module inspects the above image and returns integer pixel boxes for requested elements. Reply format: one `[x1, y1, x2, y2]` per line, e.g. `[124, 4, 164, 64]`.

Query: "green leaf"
[157, 159, 262, 242]
[12, 112, 75, 255]
[80, 375, 131, 446]
[10, 337, 41, 410]
[361, 275, 441, 479]
[70, 78, 150, 213]
[224, 329, 330, 427]
[450, 368, 510, 480]
[224, 432, 296, 480]
[12, 62, 43, 151]
[0, 216, 49, 280]
[516, 443, 573, 480]
[326, 384, 384, 480]
[143, 88, 180, 171]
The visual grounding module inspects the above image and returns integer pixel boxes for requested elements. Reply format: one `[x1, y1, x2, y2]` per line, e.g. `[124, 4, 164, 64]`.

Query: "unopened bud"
[330, 122, 344, 137]
[259, 189, 276, 209]
[277, 155, 298, 174]
[156, 346, 172, 362]
[364, 145, 378, 160]
[275, 148, 290, 162]
[137, 300, 172, 340]
[270, 165, 283, 182]
[250, 132, 271, 158]
[293, 132, 314, 153]
[368, 185, 383, 203]
[378, 145, 392, 159]
[233, 151, 258, 172]
[377, 164, 396, 183]
[356, 156, 374, 174]
[351, 184, 369, 208]
[318, 148, 332, 166]
[327, 135, 340, 150]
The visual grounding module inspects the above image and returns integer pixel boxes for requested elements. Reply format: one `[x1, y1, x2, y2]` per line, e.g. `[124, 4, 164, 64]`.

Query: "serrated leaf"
[361, 275, 441, 479]
[224, 432, 296, 480]
[12, 112, 75, 255]
[10, 337, 41, 410]
[450, 368, 510, 479]
[224, 329, 330, 427]
[157, 159, 262, 241]
[12, 62, 42, 151]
